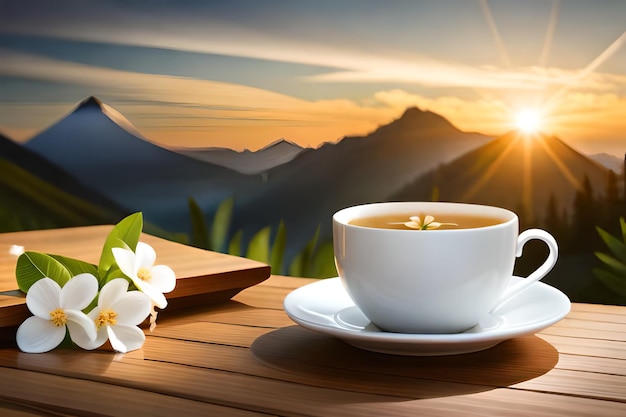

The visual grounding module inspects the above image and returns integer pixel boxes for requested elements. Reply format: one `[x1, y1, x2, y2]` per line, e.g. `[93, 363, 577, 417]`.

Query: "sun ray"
[539, 0, 560, 67]
[478, 0, 512, 69]
[545, 31, 626, 112]
[535, 136, 584, 191]
[522, 137, 534, 223]
[461, 137, 518, 201]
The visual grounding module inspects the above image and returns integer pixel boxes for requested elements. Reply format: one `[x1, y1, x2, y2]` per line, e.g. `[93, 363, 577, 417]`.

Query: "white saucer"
[283, 277, 570, 356]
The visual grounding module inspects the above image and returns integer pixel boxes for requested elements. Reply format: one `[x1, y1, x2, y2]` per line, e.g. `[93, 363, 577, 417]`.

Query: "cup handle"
[491, 229, 558, 312]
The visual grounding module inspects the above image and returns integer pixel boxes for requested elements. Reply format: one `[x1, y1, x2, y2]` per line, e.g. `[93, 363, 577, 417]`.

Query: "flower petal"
[107, 325, 127, 353]
[133, 279, 168, 309]
[66, 309, 97, 341]
[424, 215, 435, 224]
[60, 273, 98, 310]
[99, 278, 130, 309]
[112, 291, 151, 325]
[26, 278, 61, 319]
[135, 242, 156, 270]
[16, 316, 66, 353]
[112, 247, 138, 278]
[108, 324, 146, 353]
[150, 265, 176, 293]
[70, 317, 106, 351]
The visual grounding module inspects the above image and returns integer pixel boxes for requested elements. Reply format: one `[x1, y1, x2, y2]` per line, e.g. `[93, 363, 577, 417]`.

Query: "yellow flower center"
[49, 308, 68, 326]
[137, 267, 152, 282]
[95, 309, 118, 329]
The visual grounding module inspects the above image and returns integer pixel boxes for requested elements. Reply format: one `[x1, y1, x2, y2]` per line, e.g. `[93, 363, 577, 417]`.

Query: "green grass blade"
[596, 226, 626, 263]
[270, 220, 286, 274]
[188, 197, 209, 249]
[210, 197, 234, 252]
[228, 230, 243, 257]
[593, 267, 626, 297]
[594, 252, 626, 276]
[310, 241, 338, 278]
[246, 226, 271, 264]
[289, 225, 320, 277]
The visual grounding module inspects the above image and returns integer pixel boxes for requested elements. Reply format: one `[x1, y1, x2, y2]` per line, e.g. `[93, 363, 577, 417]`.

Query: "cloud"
[0, 49, 399, 149]
[3, 5, 624, 95]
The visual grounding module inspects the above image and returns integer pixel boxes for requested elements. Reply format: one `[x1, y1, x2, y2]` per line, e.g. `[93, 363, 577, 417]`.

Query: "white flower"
[16, 274, 98, 353]
[73, 279, 151, 353]
[404, 215, 457, 230]
[112, 242, 176, 309]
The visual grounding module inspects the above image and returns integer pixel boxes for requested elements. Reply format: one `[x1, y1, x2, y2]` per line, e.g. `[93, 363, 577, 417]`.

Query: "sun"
[514, 108, 543, 134]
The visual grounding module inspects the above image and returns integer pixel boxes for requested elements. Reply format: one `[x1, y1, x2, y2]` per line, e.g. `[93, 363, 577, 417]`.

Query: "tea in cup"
[333, 202, 558, 334]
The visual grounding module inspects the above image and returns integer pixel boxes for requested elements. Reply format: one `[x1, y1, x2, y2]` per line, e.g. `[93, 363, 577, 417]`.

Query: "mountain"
[391, 131, 610, 225]
[24, 97, 259, 231]
[589, 153, 623, 173]
[229, 107, 493, 262]
[175, 139, 307, 174]
[0, 132, 128, 231]
[0, 132, 126, 209]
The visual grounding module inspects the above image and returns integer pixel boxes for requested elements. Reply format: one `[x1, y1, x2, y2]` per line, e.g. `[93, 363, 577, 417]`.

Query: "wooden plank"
[1, 349, 625, 416]
[555, 353, 626, 376]
[549, 316, 626, 334]
[512, 368, 626, 401]
[537, 334, 626, 360]
[565, 309, 626, 324]
[540, 324, 626, 341]
[0, 367, 265, 416]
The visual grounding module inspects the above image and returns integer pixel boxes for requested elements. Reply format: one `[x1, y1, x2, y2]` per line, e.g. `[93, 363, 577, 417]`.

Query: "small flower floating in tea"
[14, 212, 176, 354]
[404, 215, 458, 230]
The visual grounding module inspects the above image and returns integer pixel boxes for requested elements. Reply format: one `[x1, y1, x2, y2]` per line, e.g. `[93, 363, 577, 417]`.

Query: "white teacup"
[333, 202, 558, 334]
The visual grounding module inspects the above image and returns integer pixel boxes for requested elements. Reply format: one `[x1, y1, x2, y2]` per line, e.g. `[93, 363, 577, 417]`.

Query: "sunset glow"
[0, 2, 624, 155]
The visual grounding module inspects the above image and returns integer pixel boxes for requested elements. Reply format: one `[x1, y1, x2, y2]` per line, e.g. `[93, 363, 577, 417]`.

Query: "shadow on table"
[251, 325, 558, 401]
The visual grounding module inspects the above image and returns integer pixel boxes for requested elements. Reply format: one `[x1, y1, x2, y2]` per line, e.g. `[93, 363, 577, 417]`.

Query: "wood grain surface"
[0, 229, 624, 416]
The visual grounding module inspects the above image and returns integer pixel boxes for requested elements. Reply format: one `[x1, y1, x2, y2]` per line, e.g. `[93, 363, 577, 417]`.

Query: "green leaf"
[310, 241, 338, 278]
[228, 230, 243, 257]
[50, 254, 98, 277]
[98, 212, 143, 280]
[270, 220, 286, 274]
[620, 217, 626, 242]
[211, 196, 234, 252]
[188, 197, 209, 249]
[16, 252, 73, 293]
[246, 226, 271, 264]
[594, 252, 626, 276]
[593, 267, 626, 297]
[596, 226, 626, 263]
[289, 225, 320, 277]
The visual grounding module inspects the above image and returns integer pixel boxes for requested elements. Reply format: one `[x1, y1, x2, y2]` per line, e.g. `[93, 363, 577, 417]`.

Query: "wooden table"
[0, 230, 625, 416]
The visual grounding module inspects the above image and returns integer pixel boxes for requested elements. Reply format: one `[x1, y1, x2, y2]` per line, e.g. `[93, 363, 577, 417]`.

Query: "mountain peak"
[399, 106, 450, 124]
[77, 96, 104, 111]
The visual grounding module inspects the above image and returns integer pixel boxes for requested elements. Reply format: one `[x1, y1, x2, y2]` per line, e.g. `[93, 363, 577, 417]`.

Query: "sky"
[0, 0, 625, 155]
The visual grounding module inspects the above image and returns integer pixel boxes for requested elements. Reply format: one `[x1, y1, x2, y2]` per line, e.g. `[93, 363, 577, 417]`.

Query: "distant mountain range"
[392, 131, 610, 225]
[5, 96, 619, 271]
[174, 139, 307, 174]
[230, 107, 492, 256]
[24, 97, 260, 231]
